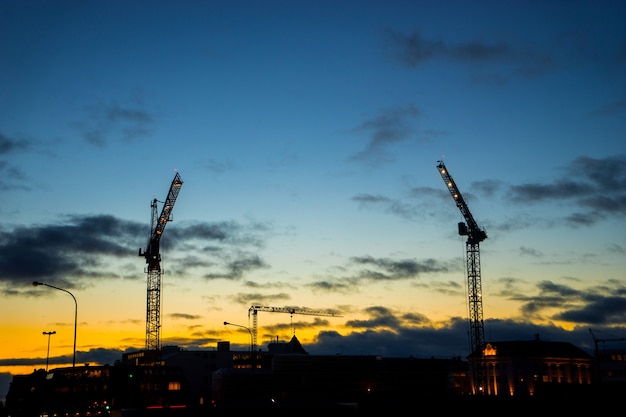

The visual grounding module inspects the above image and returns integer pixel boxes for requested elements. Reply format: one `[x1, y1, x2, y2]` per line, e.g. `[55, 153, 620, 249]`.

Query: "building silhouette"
[5, 334, 625, 416]
[474, 335, 593, 396]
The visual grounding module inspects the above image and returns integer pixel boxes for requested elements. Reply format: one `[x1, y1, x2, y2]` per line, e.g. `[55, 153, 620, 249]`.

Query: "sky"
[1, 0, 625, 398]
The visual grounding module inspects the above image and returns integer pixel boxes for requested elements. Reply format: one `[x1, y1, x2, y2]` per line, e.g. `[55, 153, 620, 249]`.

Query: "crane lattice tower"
[437, 160, 487, 394]
[139, 172, 183, 352]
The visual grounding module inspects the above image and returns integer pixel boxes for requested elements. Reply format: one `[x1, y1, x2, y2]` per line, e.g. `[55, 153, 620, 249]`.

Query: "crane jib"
[145, 173, 183, 250]
[437, 161, 486, 243]
[247, 305, 341, 351]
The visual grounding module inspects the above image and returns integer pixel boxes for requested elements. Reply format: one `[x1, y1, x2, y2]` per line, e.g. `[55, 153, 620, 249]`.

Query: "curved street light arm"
[33, 281, 77, 368]
[224, 321, 254, 363]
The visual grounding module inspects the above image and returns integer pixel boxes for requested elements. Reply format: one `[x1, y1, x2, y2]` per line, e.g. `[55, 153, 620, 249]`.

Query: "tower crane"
[138, 172, 183, 352]
[247, 305, 341, 351]
[589, 328, 626, 353]
[589, 328, 626, 383]
[437, 160, 487, 394]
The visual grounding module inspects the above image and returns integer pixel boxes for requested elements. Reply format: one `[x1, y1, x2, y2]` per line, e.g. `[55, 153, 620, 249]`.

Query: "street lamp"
[224, 321, 254, 367]
[43, 331, 56, 371]
[33, 281, 77, 368]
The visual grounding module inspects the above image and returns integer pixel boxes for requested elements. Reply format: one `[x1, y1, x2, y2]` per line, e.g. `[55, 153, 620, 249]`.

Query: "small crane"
[589, 328, 626, 353]
[589, 328, 626, 383]
[248, 305, 341, 351]
[437, 160, 488, 394]
[138, 172, 183, 352]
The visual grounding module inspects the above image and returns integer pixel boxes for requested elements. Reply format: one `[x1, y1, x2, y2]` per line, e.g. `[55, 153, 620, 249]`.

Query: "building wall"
[475, 341, 594, 397]
[484, 356, 593, 397]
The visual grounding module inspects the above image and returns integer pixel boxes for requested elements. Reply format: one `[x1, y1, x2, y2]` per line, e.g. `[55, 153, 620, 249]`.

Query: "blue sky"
[1, 0, 625, 396]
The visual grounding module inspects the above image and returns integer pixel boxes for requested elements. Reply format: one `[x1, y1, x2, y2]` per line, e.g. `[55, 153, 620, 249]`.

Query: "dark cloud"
[306, 255, 457, 293]
[509, 180, 595, 202]
[151, 220, 271, 280]
[506, 155, 626, 224]
[472, 179, 503, 197]
[425, 280, 464, 297]
[74, 101, 155, 147]
[0, 132, 31, 154]
[0, 215, 144, 289]
[509, 279, 626, 327]
[229, 292, 291, 306]
[106, 103, 153, 124]
[243, 280, 296, 290]
[354, 156, 622, 235]
[309, 313, 625, 359]
[451, 40, 511, 61]
[307, 280, 352, 293]
[555, 296, 626, 325]
[401, 311, 430, 324]
[509, 155, 626, 202]
[0, 163, 30, 191]
[202, 158, 236, 175]
[588, 98, 626, 117]
[0, 131, 33, 191]
[348, 105, 420, 166]
[537, 280, 582, 297]
[311, 316, 471, 358]
[345, 306, 402, 329]
[0, 346, 133, 368]
[350, 255, 450, 281]
[393, 154, 626, 231]
[352, 194, 390, 205]
[0, 216, 272, 293]
[352, 193, 420, 220]
[169, 220, 268, 249]
[261, 317, 333, 339]
[385, 30, 442, 65]
[168, 313, 202, 320]
[519, 246, 543, 257]
[607, 243, 625, 254]
[202, 254, 268, 280]
[384, 29, 554, 81]
[568, 155, 626, 191]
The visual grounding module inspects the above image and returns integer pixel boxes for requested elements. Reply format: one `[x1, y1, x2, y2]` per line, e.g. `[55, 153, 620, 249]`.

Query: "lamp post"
[43, 331, 56, 371]
[33, 281, 77, 368]
[224, 321, 254, 368]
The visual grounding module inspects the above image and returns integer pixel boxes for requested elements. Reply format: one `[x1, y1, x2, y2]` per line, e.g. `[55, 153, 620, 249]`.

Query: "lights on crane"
[437, 159, 487, 394]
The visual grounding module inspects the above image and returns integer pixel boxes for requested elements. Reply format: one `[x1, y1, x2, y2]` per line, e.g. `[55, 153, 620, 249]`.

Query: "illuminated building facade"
[470, 335, 593, 397]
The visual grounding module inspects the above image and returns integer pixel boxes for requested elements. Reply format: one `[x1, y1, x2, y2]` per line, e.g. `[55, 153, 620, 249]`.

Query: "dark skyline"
[1, 0, 625, 399]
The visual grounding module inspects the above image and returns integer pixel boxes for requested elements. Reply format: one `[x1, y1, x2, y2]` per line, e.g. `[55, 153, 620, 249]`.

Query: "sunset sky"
[1, 0, 625, 397]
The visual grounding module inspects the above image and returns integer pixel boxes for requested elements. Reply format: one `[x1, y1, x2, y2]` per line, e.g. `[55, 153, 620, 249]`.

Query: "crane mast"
[437, 160, 487, 394]
[248, 305, 340, 350]
[139, 172, 183, 352]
